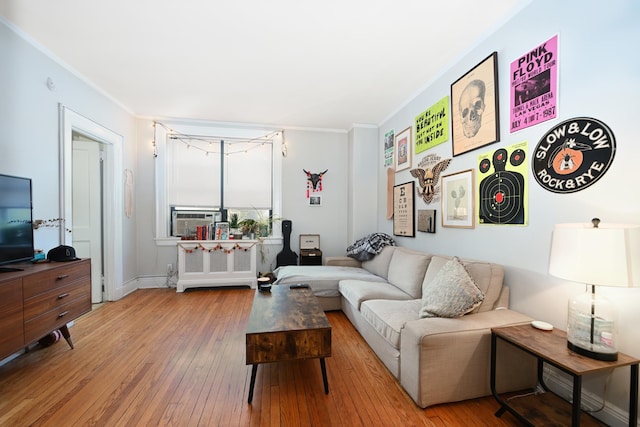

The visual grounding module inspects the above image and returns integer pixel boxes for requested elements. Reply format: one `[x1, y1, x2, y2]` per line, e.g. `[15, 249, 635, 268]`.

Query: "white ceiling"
[0, 0, 530, 130]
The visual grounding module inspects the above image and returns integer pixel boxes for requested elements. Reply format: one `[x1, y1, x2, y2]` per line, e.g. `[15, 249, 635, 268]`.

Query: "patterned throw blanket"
[346, 233, 396, 261]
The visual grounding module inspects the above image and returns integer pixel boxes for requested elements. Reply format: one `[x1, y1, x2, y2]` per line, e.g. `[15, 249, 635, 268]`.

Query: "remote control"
[289, 283, 310, 289]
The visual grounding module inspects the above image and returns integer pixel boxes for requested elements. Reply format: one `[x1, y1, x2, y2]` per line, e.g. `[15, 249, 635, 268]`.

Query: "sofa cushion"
[339, 279, 413, 310]
[422, 255, 504, 313]
[386, 248, 431, 298]
[273, 265, 386, 297]
[361, 245, 396, 279]
[419, 257, 484, 318]
[360, 299, 422, 348]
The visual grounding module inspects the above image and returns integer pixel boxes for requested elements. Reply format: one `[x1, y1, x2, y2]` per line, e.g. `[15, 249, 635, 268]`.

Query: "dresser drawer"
[23, 280, 89, 322]
[0, 279, 24, 359]
[24, 295, 91, 344]
[22, 261, 90, 299]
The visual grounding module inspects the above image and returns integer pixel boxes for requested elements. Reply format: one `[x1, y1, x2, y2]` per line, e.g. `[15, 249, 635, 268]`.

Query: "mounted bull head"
[303, 169, 328, 191]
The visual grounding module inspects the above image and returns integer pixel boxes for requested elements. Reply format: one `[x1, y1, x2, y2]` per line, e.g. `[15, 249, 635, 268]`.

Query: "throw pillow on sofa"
[419, 256, 485, 318]
[387, 249, 431, 298]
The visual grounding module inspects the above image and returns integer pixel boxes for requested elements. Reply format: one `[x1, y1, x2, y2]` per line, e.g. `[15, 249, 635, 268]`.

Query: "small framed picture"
[309, 195, 322, 206]
[214, 222, 230, 239]
[441, 169, 474, 229]
[417, 209, 436, 233]
[394, 126, 412, 172]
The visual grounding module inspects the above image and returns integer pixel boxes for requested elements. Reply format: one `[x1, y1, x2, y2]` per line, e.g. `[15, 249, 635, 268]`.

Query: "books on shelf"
[187, 222, 234, 240]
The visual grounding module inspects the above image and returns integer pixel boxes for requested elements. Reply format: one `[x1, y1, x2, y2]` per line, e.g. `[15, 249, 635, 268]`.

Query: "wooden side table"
[491, 324, 638, 427]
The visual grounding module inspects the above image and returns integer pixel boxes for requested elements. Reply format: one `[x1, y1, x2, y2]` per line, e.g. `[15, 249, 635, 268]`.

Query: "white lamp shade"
[549, 222, 640, 287]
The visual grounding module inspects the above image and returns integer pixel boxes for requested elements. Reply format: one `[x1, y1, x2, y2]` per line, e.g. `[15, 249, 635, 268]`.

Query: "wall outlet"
[167, 263, 173, 274]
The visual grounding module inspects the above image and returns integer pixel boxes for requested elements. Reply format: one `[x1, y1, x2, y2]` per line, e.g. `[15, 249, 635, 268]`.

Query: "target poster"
[510, 35, 558, 132]
[414, 96, 449, 154]
[477, 142, 528, 225]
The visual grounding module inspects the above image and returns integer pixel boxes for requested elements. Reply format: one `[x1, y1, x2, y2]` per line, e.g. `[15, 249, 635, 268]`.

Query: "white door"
[72, 139, 103, 303]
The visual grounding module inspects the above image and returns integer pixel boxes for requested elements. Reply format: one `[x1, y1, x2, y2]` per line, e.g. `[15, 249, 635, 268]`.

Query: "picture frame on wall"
[441, 169, 474, 229]
[309, 195, 322, 206]
[417, 209, 436, 233]
[451, 52, 500, 157]
[394, 126, 412, 172]
[393, 181, 415, 237]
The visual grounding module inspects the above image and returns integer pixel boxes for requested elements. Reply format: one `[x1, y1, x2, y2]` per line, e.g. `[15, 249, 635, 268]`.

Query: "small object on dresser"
[289, 283, 310, 289]
[47, 245, 80, 262]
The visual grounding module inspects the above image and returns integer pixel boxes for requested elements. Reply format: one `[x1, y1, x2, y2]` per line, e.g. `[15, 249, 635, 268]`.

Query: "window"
[154, 122, 282, 242]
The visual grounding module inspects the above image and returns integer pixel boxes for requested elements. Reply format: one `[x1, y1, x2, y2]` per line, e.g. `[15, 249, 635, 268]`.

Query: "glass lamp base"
[567, 340, 618, 361]
[567, 286, 618, 362]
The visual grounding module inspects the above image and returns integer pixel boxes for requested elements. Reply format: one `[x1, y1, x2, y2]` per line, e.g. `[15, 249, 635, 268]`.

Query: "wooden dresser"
[0, 259, 91, 360]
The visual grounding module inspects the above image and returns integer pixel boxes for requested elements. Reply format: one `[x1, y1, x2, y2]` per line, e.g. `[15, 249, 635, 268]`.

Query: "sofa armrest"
[325, 256, 361, 268]
[400, 309, 537, 408]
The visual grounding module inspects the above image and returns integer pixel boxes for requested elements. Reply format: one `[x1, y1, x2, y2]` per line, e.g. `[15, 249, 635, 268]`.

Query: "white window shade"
[224, 141, 272, 209]
[167, 139, 221, 207]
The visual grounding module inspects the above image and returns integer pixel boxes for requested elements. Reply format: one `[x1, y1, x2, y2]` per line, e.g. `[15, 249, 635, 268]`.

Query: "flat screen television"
[0, 173, 34, 271]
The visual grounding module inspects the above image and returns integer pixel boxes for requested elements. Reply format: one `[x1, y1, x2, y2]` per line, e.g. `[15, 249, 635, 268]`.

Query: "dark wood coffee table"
[245, 284, 331, 403]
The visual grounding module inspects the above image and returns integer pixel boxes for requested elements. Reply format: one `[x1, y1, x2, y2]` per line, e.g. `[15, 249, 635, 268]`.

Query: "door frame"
[59, 105, 123, 301]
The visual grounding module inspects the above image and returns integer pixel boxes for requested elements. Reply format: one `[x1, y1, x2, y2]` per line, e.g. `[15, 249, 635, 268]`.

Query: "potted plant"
[238, 213, 283, 263]
[238, 218, 259, 239]
[229, 212, 243, 239]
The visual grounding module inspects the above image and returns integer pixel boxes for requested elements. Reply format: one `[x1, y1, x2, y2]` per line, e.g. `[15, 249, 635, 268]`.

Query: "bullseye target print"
[477, 142, 528, 226]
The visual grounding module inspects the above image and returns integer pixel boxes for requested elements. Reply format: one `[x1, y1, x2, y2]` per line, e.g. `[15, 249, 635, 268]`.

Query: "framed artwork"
[417, 209, 436, 233]
[441, 169, 474, 229]
[309, 195, 322, 206]
[394, 126, 412, 172]
[451, 52, 500, 157]
[384, 129, 394, 167]
[393, 181, 415, 237]
[214, 222, 230, 239]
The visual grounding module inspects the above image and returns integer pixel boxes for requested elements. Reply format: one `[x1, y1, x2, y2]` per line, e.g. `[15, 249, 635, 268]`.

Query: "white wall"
[0, 19, 138, 292]
[348, 125, 379, 242]
[377, 1, 640, 424]
[281, 129, 350, 260]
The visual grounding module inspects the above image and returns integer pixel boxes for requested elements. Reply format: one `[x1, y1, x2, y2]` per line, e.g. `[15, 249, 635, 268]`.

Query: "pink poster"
[510, 34, 558, 132]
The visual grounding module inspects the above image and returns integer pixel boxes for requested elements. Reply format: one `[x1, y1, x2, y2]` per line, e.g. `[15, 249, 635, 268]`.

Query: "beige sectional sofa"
[273, 245, 536, 408]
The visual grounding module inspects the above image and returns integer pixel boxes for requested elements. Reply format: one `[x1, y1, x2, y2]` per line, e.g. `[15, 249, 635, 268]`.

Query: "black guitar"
[276, 220, 298, 267]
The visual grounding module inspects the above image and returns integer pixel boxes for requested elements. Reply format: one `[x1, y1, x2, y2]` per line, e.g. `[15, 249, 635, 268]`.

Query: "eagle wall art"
[410, 158, 451, 204]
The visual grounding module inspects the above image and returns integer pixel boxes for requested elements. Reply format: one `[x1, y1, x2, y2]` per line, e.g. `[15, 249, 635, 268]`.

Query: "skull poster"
[451, 52, 500, 157]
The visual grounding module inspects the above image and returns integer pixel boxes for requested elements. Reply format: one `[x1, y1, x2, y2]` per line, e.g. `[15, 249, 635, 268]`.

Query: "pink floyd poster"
[510, 34, 558, 133]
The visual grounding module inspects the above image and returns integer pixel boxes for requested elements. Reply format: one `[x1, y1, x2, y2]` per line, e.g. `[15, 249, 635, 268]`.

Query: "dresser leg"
[59, 325, 74, 349]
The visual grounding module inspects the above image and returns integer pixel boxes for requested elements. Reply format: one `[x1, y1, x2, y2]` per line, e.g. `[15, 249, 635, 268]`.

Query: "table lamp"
[548, 218, 640, 361]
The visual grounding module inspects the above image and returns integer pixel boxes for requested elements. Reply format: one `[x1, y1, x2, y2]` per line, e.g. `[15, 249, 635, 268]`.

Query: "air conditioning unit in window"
[171, 208, 218, 237]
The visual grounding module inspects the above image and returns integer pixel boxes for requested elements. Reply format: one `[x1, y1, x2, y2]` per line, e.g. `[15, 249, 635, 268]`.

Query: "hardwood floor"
[0, 288, 522, 426]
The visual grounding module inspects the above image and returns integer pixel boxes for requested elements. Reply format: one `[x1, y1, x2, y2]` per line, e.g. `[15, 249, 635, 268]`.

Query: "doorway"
[60, 106, 124, 302]
[72, 134, 104, 303]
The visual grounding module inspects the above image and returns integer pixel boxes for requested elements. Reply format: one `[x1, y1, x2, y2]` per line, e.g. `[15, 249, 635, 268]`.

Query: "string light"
[152, 121, 158, 158]
[155, 121, 282, 157]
